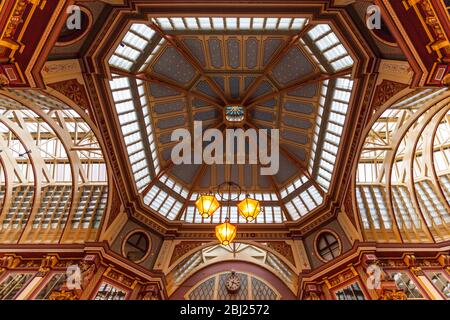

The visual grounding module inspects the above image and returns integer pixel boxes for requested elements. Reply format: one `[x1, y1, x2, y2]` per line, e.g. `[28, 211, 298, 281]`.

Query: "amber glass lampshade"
[237, 196, 261, 222]
[215, 218, 237, 245]
[195, 194, 220, 218]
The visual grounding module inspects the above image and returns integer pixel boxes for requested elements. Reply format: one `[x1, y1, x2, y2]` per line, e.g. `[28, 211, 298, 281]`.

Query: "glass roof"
[106, 16, 356, 223]
[0, 91, 108, 243]
[356, 88, 450, 242]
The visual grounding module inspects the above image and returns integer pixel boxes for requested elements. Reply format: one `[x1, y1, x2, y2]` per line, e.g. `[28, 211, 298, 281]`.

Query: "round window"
[123, 231, 150, 262]
[316, 232, 341, 262]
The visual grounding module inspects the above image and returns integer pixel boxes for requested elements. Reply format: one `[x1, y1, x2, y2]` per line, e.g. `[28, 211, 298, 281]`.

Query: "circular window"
[315, 231, 341, 262]
[122, 231, 151, 263]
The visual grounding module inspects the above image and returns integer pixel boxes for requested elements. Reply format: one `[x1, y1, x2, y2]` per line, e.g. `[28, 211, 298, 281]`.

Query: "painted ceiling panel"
[245, 37, 259, 69]
[284, 101, 314, 114]
[226, 38, 241, 69]
[263, 38, 285, 66]
[208, 38, 224, 68]
[287, 83, 318, 98]
[183, 38, 207, 66]
[152, 46, 197, 84]
[271, 46, 315, 85]
[148, 83, 181, 98]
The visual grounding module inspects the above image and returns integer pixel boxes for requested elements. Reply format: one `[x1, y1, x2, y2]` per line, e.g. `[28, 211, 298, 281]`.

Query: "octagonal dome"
[106, 16, 355, 224]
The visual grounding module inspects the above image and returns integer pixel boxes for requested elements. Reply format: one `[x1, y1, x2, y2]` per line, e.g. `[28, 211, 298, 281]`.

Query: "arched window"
[355, 88, 450, 243]
[316, 232, 340, 262]
[0, 91, 108, 243]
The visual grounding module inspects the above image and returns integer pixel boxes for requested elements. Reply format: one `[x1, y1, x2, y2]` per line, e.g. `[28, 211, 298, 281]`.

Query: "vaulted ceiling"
[96, 12, 368, 229]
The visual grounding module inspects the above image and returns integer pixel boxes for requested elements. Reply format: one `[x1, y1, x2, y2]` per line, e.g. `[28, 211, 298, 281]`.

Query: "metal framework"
[106, 16, 356, 224]
[355, 88, 450, 243]
[0, 91, 108, 243]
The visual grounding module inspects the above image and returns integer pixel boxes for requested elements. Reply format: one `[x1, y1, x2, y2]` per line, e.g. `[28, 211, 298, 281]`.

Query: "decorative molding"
[266, 241, 296, 265]
[48, 79, 90, 110]
[372, 80, 409, 110]
[170, 241, 205, 266]
[323, 265, 358, 289]
[103, 266, 137, 289]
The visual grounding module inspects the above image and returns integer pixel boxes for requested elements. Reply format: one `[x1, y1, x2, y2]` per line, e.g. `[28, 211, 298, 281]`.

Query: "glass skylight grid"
[143, 184, 182, 220]
[416, 181, 450, 226]
[151, 17, 308, 31]
[109, 75, 152, 192]
[109, 23, 160, 72]
[159, 175, 189, 199]
[392, 186, 421, 229]
[357, 185, 394, 230]
[284, 185, 323, 219]
[0, 93, 109, 235]
[307, 24, 353, 71]
[314, 77, 353, 191]
[308, 81, 328, 173]
[136, 79, 160, 175]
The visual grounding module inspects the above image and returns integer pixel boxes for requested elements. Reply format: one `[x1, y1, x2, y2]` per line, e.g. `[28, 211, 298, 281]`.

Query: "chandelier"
[195, 181, 261, 245]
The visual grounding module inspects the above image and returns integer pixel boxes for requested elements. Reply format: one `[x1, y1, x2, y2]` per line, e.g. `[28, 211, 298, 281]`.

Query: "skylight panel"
[333, 89, 351, 102]
[240, 17, 251, 29]
[252, 17, 264, 29]
[316, 33, 339, 51]
[155, 18, 173, 30]
[184, 17, 199, 29]
[123, 32, 147, 50]
[171, 17, 186, 30]
[198, 17, 211, 29]
[308, 24, 331, 40]
[130, 23, 155, 40]
[109, 55, 133, 70]
[112, 89, 132, 102]
[302, 191, 316, 210]
[331, 56, 354, 71]
[225, 17, 238, 30]
[265, 17, 278, 30]
[151, 16, 309, 32]
[323, 44, 346, 61]
[212, 17, 224, 29]
[356, 187, 370, 229]
[291, 18, 307, 29]
[278, 18, 292, 30]
[115, 44, 140, 61]
[168, 202, 182, 220]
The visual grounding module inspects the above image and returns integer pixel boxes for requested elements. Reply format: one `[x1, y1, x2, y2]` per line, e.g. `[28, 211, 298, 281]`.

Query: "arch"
[354, 88, 450, 243]
[167, 239, 298, 274]
[0, 90, 109, 243]
[166, 241, 298, 296]
[44, 87, 115, 238]
[169, 261, 296, 300]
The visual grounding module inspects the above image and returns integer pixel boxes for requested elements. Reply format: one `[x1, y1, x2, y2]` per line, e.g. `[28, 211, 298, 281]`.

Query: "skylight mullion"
[313, 30, 333, 43]
[288, 18, 295, 30]
[327, 52, 348, 63]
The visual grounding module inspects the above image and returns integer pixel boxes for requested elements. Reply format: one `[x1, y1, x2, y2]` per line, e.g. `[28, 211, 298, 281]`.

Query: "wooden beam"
[240, 23, 314, 106]
[148, 22, 228, 105]
[246, 67, 353, 108]
[110, 67, 223, 108]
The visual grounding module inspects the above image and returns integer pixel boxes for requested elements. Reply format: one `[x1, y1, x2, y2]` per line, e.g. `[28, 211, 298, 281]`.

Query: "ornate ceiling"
[104, 16, 358, 225]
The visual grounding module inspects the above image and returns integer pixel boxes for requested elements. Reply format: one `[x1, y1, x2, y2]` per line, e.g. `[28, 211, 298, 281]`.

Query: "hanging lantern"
[195, 194, 220, 218]
[215, 218, 237, 245]
[237, 196, 261, 222]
